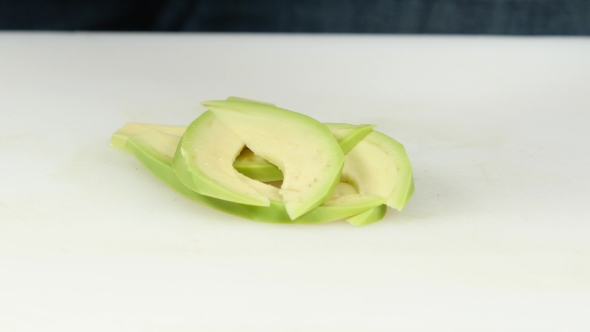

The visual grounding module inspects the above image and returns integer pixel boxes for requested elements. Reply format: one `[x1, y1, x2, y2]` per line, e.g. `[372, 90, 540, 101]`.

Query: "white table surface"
[1, 33, 589, 331]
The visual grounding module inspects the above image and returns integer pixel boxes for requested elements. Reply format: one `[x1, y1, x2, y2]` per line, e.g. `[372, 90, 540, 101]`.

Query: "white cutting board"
[0, 33, 589, 332]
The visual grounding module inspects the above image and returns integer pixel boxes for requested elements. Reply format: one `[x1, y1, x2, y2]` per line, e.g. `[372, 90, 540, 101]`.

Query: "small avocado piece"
[341, 130, 414, 211]
[203, 100, 345, 220]
[125, 130, 385, 224]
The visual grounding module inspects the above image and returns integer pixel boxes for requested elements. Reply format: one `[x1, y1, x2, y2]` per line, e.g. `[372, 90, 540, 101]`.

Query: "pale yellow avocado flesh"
[332, 182, 358, 196]
[203, 100, 345, 220]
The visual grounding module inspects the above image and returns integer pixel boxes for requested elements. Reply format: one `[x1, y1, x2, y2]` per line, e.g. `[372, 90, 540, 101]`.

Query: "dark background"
[1, 0, 589, 34]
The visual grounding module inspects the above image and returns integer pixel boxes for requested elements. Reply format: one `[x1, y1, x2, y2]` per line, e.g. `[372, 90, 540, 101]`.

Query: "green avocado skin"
[125, 130, 384, 224]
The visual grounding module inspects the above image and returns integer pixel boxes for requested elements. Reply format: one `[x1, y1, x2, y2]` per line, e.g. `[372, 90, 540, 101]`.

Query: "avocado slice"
[110, 123, 186, 150]
[323, 123, 375, 155]
[345, 204, 388, 226]
[226, 96, 274, 105]
[341, 130, 414, 211]
[125, 130, 385, 224]
[203, 100, 345, 219]
[172, 111, 270, 207]
[329, 180, 387, 226]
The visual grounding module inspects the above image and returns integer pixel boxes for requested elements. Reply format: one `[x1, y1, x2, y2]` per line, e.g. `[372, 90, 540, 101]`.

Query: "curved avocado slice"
[341, 130, 414, 211]
[346, 204, 387, 226]
[172, 111, 270, 207]
[329, 181, 387, 226]
[226, 96, 274, 105]
[125, 130, 385, 224]
[323, 123, 375, 155]
[203, 100, 345, 220]
[110, 123, 187, 151]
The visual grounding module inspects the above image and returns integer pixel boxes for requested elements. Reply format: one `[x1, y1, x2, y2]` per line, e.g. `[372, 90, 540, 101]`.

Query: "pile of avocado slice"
[111, 97, 414, 226]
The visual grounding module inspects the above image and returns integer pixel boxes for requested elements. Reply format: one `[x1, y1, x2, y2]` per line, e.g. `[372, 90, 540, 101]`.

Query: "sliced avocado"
[125, 130, 385, 224]
[203, 100, 345, 220]
[341, 130, 414, 211]
[172, 111, 270, 207]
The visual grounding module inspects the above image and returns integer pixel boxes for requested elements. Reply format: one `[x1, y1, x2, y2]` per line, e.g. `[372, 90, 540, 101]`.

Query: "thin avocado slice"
[226, 96, 274, 105]
[111, 123, 186, 150]
[342, 130, 414, 211]
[330, 182, 387, 226]
[345, 204, 387, 226]
[125, 130, 385, 224]
[203, 100, 345, 220]
[323, 123, 375, 155]
[172, 111, 270, 207]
